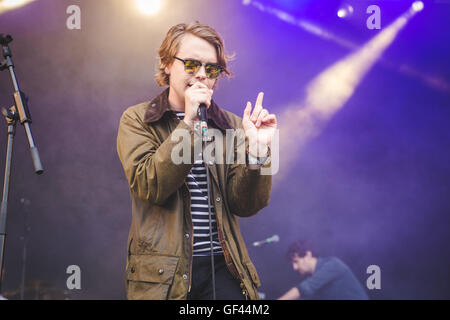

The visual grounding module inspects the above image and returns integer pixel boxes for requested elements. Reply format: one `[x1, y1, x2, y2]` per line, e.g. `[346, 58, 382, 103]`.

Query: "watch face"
[247, 153, 268, 166]
[258, 156, 269, 166]
[247, 153, 258, 165]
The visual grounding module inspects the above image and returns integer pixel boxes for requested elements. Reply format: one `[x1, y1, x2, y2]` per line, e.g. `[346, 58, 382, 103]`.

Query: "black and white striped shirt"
[174, 111, 223, 256]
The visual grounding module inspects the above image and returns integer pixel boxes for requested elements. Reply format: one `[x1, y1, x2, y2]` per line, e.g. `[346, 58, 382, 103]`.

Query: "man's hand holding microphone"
[183, 81, 213, 129]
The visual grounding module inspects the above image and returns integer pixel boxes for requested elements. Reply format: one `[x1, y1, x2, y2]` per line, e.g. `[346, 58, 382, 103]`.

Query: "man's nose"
[195, 65, 207, 80]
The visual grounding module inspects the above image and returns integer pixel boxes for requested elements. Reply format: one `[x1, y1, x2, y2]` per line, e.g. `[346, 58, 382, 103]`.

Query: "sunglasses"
[173, 56, 223, 79]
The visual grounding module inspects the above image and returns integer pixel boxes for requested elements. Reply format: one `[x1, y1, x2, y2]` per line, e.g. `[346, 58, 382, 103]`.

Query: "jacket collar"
[143, 88, 232, 130]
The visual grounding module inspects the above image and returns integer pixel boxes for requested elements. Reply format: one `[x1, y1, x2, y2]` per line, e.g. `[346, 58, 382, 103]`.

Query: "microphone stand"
[198, 105, 216, 300]
[19, 198, 31, 300]
[0, 34, 44, 293]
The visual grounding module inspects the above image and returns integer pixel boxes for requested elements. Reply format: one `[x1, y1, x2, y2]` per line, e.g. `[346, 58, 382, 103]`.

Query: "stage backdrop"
[0, 0, 449, 299]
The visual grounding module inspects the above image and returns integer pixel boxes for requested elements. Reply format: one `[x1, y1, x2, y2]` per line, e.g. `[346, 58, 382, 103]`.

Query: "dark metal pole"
[197, 105, 216, 300]
[0, 34, 43, 174]
[0, 108, 18, 293]
[204, 137, 216, 300]
[0, 33, 44, 293]
[19, 198, 31, 300]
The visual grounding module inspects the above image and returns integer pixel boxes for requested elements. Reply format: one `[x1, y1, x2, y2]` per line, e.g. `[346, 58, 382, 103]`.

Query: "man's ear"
[164, 65, 170, 75]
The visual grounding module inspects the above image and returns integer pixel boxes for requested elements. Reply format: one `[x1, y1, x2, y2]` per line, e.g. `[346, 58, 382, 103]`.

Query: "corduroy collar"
[143, 88, 232, 130]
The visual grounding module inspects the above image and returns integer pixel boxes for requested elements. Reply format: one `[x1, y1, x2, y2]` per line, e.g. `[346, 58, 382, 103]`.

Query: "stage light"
[136, 0, 162, 15]
[242, 0, 251, 5]
[337, 9, 346, 18]
[411, 1, 424, 12]
[0, 0, 34, 13]
[337, 5, 354, 19]
[273, 7, 416, 185]
[1, 0, 32, 8]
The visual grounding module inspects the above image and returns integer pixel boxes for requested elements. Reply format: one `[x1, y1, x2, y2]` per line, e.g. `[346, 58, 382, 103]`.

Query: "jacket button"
[151, 103, 156, 108]
[215, 197, 221, 202]
[185, 233, 190, 239]
[242, 290, 247, 296]
[158, 268, 164, 275]
[240, 282, 245, 288]
[182, 274, 188, 280]
[130, 266, 135, 273]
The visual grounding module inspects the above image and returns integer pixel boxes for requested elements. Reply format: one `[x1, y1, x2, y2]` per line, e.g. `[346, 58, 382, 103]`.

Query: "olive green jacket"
[117, 88, 272, 300]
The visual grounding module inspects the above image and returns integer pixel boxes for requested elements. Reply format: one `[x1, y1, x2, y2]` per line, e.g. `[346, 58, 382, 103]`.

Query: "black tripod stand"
[0, 34, 43, 293]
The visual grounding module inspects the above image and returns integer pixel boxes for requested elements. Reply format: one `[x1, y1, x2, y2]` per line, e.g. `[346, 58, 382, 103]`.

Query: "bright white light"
[411, 1, 424, 12]
[2, 0, 30, 7]
[337, 9, 347, 18]
[337, 5, 354, 19]
[242, 0, 251, 5]
[0, 0, 34, 11]
[136, 0, 162, 15]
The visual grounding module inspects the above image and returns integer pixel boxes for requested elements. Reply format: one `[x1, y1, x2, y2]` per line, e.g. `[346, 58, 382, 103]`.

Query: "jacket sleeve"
[117, 108, 195, 205]
[226, 135, 272, 218]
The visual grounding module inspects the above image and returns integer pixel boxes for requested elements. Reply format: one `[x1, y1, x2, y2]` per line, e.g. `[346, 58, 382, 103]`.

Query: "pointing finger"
[255, 92, 264, 108]
[243, 101, 252, 121]
[251, 92, 264, 122]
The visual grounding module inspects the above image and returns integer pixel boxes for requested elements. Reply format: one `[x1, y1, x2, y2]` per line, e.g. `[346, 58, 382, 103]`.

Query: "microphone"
[197, 103, 208, 135]
[252, 234, 280, 247]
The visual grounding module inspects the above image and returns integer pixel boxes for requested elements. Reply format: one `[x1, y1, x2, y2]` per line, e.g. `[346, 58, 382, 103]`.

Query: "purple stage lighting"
[337, 4, 354, 19]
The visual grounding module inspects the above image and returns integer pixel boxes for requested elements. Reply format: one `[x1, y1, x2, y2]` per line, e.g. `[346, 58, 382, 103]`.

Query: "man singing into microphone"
[117, 22, 277, 300]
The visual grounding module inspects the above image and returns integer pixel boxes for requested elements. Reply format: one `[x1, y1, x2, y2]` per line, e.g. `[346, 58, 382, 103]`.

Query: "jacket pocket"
[244, 261, 261, 288]
[126, 254, 179, 300]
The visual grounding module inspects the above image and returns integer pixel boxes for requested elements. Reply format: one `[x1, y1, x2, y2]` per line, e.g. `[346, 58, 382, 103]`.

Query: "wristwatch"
[247, 153, 269, 166]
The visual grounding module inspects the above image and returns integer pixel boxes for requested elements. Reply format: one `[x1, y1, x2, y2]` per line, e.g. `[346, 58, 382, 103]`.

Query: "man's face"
[165, 33, 218, 107]
[292, 252, 315, 276]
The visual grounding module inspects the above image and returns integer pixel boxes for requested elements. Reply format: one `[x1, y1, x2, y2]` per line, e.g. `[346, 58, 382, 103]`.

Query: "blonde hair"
[155, 22, 234, 86]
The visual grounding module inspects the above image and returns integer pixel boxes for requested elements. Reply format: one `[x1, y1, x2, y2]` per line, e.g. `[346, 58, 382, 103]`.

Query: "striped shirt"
[174, 111, 223, 256]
